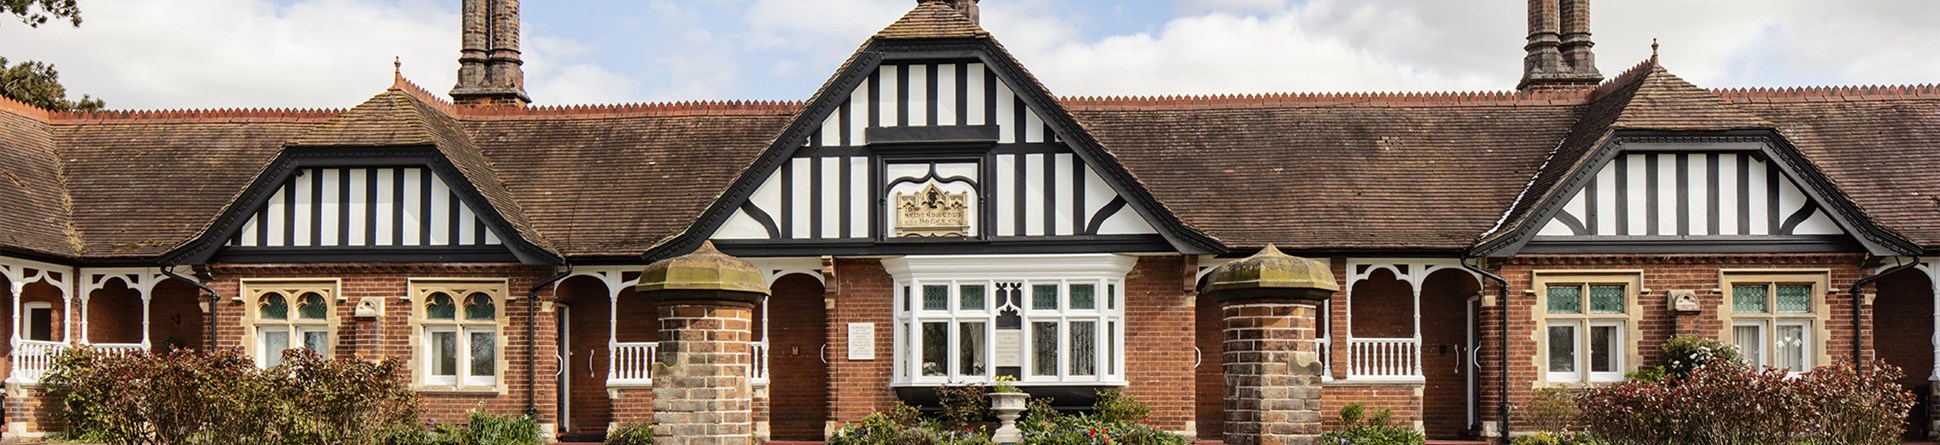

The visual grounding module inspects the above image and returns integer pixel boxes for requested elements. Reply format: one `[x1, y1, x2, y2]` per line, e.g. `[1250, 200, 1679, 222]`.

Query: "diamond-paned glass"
[1546, 285, 1582, 314]
[1032, 285, 1058, 310]
[960, 284, 986, 311]
[260, 293, 289, 320]
[1776, 284, 1811, 313]
[297, 292, 328, 320]
[1069, 284, 1096, 310]
[1733, 285, 1769, 313]
[425, 294, 456, 320]
[1588, 285, 1624, 314]
[464, 293, 495, 320]
[923, 285, 949, 311]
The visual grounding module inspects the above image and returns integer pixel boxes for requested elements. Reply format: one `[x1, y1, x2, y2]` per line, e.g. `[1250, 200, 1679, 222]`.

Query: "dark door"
[769, 274, 830, 440]
[1421, 271, 1481, 439]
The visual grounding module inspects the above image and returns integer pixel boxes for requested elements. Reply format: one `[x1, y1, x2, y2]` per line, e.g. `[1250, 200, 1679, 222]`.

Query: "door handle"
[589, 348, 597, 379]
[820, 343, 829, 364]
[1193, 347, 1202, 369]
[555, 353, 565, 378]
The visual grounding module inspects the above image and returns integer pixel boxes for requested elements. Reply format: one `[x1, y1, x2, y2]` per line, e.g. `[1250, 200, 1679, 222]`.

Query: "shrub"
[46, 346, 419, 445]
[1577, 361, 1914, 445]
[1318, 403, 1424, 445]
[605, 424, 653, 445]
[1526, 387, 1579, 433]
[828, 403, 990, 445]
[1091, 389, 1151, 424]
[1510, 431, 1599, 445]
[937, 383, 990, 429]
[1019, 413, 1184, 445]
[1659, 335, 1740, 381]
[462, 411, 543, 445]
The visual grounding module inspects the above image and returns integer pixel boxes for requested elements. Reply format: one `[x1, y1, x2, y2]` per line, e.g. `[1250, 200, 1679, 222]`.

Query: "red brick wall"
[84, 280, 144, 344]
[1124, 255, 1196, 433]
[1321, 384, 1421, 431]
[1349, 269, 1414, 339]
[1872, 268, 1932, 439]
[1193, 279, 1224, 440]
[148, 281, 206, 352]
[204, 264, 559, 428]
[1476, 254, 1868, 434]
[825, 259, 899, 424]
[5, 385, 64, 437]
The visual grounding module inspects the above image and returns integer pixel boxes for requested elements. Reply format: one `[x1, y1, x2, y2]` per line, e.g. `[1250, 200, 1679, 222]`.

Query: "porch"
[0, 261, 206, 386]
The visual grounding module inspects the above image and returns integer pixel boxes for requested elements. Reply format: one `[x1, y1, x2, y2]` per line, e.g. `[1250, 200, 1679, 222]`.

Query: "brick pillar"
[1200, 245, 1338, 445]
[634, 241, 770, 445]
[1222, 302, 1324, 445]
[652, 302, 756, 444]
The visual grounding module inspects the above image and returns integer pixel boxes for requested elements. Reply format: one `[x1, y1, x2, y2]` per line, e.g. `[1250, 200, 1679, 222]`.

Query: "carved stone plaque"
[992, 329, 1022, 367]
[895, 183, 970, 237]
[848, 323, 875, 360]
[1669, 290, 1700, 313]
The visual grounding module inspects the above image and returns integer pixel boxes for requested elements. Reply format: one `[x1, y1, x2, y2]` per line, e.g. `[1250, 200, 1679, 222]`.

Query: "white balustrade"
[1347, 337, 1422, 380]
[1315, 338, 1333, 380]
[9, 340, 67, 383]
[607, 341, 770, 386]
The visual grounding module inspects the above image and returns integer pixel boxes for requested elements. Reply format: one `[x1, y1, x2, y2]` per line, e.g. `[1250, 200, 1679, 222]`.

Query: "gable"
[1494, 133, 1918, 256]
[228, 167, 505, 249]
[710, 60, 1157, 246]
[1536, 152, 1841, 238]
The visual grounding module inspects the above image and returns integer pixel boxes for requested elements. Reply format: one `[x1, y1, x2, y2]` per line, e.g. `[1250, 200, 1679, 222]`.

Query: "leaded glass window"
[416, 283, 505, 388]
[246, 284, 335, 368]
[896, 276, 1125, 385]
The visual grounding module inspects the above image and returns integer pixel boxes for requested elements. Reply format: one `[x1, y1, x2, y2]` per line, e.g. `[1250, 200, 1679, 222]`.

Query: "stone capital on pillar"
[635, 241, 770, 445]
[1202, 244, 1338, 445]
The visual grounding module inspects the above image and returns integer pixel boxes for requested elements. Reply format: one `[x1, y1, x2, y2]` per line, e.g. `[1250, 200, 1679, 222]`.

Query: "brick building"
[1, 0, 1938, 442]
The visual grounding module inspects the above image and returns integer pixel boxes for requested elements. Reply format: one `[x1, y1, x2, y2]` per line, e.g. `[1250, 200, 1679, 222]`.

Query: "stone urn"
[989, 391, 1029, 444]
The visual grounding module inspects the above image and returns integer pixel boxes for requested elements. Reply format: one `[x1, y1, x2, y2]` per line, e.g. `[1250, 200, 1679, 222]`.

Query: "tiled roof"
[0, 96, 78, 258]
[875, 1, 987, 40]
[1071, 95, 1585, 251]
[1736, 91, 1940, 247]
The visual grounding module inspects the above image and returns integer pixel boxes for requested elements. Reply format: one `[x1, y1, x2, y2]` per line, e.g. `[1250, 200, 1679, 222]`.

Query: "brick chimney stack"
[922, 0, 978, 24]
[453, 0, 530, 106]
[1519, 0, 1602, 92]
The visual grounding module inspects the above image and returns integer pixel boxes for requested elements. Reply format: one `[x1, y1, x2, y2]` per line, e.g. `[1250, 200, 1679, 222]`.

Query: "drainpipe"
[160, 264, 219, 352]
[1851, 256, 1920, 371]
[526, 264, 572, 418]
[1462, 255, 1510, 444]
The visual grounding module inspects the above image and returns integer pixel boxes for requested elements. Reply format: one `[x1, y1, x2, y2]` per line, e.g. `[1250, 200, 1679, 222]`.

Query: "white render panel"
[400, 168, 423, 246]
[265, 187, 287, 247]
[1592, 160, 1616, 236]
[995, 80, 1016, 144]
[1624, 154, 1648, 236]
[715, 209, 771, 240]
[996, 154, 1018, 237]
[428, 175, 452, 246]
[966, 64, 987, 126]
[1718, 154, 1739, 235]
[850, 157, 870, 238]
[849, 78, 871, 146]
[1746, 159, 1770, 235]
[937, 63, 958, 125]
[1685, 156, 1708, 236]
[374, 169, 395, 245]
[821, 157, 843, 237]
[1022, 154, 1046, 236]
[346, 169, 367, 246]
[319, 169, 340, 246]
[1656, 155, 1678, 233]
[1096, 207, 1159, 235]
[789, 157, 814, 239]
[908, 64, 929, 126]
[878, 65, 900, 128]
[292, 171, 312, 246]
[1082, 167, 1113, 226]
[1052, 154, 1075, 235]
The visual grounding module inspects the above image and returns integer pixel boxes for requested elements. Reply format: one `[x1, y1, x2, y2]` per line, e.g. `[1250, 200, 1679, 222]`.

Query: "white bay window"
[886, 254, 1133, 386]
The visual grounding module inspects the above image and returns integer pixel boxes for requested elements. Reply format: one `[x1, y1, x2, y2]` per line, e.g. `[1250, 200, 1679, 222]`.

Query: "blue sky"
[3, 0, 1937, 109]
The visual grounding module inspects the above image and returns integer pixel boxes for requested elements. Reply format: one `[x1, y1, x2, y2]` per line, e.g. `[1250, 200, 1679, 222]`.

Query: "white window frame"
[240, 280, 338, 369]
[885, 254, 1135, 387]
[22, 301, 54, 342]
[410, 280, 509, 393]
[1721, 273, 1830, 376]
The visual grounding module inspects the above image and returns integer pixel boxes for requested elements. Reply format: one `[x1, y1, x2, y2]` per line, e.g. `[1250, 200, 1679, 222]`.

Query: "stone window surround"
[1530, 270, 1644, 387]
[1716, 270, 1832, 375]
[884, 254, 1134, 387]
[407, 278, 511, 395]
[239, 279, 340, 368]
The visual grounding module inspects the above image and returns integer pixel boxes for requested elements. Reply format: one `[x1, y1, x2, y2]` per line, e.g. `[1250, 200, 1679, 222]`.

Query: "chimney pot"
[453, 0, 529, 106]
[920, 0, 978, 24]
[1519, 0, 1601, 91]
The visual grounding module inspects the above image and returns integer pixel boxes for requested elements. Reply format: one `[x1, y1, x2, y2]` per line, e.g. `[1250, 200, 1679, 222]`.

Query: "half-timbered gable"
[687, 3, 1213, 258]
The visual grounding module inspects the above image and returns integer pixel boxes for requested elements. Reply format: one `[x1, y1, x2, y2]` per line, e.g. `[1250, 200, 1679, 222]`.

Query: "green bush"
[462, 411, 542, 445]
[1019, 413, 1184, 445]
[937, 383, 991, 429]
[1577, 361, 1915, 445]
[605, 424, 653, 445]
[1318, 403, 1424, 445]
[1527, 387, 1580, 433]
[1091, 389, 1150, 424]
[827, 403, 990, 445]
[47, 346, 419, 445]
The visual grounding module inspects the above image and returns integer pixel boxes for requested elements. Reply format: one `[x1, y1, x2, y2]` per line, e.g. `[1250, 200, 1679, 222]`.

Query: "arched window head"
[297, 292, 328, 320]
[426, 293, 457, 320]
[464, 293, 495, 321]
[259, 293, 289, 320]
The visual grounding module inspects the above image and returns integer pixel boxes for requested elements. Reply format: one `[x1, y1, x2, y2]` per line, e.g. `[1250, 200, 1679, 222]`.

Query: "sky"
[1, 0, 1937, 110]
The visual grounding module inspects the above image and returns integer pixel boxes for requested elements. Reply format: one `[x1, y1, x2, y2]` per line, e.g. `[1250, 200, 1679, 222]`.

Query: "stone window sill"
[412, 384, 504, 395]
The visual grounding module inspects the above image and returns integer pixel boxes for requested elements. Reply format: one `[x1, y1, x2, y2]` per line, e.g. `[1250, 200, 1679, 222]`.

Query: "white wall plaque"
[992, 329, 1022, 367]
[847, 323, 875, 360]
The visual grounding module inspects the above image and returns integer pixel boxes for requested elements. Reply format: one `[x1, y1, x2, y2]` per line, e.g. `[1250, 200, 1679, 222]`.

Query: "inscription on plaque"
[848, 323, 875, 360]
[895, 183, 971, 237]
[992, 330, 1023, 367]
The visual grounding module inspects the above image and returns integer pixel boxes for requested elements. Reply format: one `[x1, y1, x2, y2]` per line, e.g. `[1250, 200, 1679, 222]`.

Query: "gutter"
[1461, 255, 1511, 444]
[160, 264, 220, 351]
[1849, 256, 1919, 371]
[525, 264, 572, 418]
